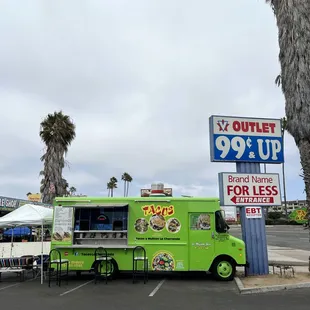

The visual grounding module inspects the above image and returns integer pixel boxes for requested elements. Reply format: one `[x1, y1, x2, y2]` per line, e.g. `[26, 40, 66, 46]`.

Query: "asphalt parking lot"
[1, 271, 310, 309]
[230, 225, 310, 250]
[1, 226, 309, 308]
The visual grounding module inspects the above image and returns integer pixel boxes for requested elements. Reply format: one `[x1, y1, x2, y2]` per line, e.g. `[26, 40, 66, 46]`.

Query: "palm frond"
[266, 0, 276, 14]
[39, 111, 76, 154]
[275, 74, 281, 87]
[110, 177, 118, 183]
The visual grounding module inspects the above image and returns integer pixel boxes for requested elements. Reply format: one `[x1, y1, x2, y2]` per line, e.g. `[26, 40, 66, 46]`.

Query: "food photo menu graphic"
[52, 206, 73, 242]
[190, 213, 211, 230]
[134, 204, 181, 235]
[152, 251, 175, 271]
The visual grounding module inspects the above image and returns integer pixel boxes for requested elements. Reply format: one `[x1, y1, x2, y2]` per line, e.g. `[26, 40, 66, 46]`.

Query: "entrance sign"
[218, 172, 281, 206]
[245, 207, 262, 219]
[209, 115, 284, 163]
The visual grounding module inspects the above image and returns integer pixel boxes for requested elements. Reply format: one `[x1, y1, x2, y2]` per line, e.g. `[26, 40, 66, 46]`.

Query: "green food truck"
[50, 196, 247, 281]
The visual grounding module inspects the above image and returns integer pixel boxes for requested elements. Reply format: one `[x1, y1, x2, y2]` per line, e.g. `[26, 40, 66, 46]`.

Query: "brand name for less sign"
[218, 172, 281, 206]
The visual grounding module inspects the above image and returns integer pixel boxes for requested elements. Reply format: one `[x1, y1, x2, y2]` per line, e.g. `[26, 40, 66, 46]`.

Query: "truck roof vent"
[149, 183, 166, 197]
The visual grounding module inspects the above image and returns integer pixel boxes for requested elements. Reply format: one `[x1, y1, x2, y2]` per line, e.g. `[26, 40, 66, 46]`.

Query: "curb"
[268, 260, 309, 267]
[229, 225, 274, 228]
[234, 277, 310, 295]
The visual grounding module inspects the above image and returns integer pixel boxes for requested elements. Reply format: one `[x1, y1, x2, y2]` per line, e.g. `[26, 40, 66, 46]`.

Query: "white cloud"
[0, 0, 305, 201]
[64, 171, 101, 187]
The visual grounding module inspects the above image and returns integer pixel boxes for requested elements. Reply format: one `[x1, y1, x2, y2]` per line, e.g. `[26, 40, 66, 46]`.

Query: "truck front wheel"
[211, 257, 236, 281]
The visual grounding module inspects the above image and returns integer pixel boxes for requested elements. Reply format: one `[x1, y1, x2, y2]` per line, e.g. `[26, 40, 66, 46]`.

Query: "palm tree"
[126, 174, 133, 197]
[39, 111, 76, 204]
[109, 177, 118, 197]
[121, 172, 133, 197]
[107, 182, 112, 197]
[69, 186, 77, 196]
[267, 1, 310, 224]
[39, 152, 71, 198]
[62, 178, 70, 196]
[121, 173, 127, 197]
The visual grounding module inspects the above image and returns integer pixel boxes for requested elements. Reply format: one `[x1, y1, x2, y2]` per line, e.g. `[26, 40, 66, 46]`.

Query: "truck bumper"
[237, 261, 249, 268]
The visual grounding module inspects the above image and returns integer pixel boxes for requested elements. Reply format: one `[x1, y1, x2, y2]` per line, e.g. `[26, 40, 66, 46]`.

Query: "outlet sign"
[209, 115, 284, 163]
[218, 172, 281, 206]
[245, 207, 262, 218]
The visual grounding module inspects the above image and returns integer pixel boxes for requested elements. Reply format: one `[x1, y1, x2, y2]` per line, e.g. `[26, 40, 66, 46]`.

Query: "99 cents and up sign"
[209, 115, 284, 163]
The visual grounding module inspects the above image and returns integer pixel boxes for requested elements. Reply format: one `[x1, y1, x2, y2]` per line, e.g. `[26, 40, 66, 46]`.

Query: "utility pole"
[263, 164, 269, 220]
[282, 162, 288, 218]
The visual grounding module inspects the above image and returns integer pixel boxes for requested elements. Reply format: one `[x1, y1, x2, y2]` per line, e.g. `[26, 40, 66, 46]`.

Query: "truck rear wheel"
[95, 258, 119, 279]
[211, 257, 236, 281]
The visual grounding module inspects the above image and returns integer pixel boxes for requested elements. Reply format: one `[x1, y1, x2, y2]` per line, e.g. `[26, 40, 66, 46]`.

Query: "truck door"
[188, 213, 215, 271]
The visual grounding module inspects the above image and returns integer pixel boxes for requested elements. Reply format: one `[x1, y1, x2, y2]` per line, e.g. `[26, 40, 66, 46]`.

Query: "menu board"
[129, 202, 188, 272]
[51, 206, 73, 245]
[130, 203, 186, 244]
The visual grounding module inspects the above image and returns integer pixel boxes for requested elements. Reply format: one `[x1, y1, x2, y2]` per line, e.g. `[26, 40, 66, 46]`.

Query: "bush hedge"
[226, 218, 303, 225]
[265, 218, 301, 225]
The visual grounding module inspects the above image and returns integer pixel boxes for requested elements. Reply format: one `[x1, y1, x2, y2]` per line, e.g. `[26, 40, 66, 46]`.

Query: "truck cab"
[188, 204, 246, 281]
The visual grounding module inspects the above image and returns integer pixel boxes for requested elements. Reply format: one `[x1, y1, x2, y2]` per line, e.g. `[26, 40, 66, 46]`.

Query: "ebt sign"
[209, 115, 284, 163]
[245, 207, 262, 219]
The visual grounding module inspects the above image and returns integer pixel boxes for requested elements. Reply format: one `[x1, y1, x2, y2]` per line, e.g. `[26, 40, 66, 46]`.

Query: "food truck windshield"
[217, 210, 230, 232]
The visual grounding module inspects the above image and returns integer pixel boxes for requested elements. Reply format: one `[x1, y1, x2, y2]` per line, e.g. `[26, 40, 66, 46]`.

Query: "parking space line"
[59, 280, 94, 296]
[0, 283, 19, 291]
[0, 275, 37, 292]
[149, 279, 165, 297]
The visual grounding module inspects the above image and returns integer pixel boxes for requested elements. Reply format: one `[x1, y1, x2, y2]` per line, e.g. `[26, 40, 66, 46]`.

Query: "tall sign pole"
[209, 115, 284, 276]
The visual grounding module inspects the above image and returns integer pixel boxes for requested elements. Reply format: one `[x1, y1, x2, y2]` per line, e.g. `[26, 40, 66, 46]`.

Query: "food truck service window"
[189, 213, 211, 230]
[74, 206, 128, 231]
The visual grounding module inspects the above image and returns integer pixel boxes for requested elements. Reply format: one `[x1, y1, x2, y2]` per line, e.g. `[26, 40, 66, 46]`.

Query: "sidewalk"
[268, 245, 309, 268]
[236, 246, 310, 294]
[237, 246, 310, 273]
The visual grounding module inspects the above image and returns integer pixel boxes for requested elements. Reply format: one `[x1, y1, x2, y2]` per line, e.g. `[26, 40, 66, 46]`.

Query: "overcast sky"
[0, 0, 305, 202]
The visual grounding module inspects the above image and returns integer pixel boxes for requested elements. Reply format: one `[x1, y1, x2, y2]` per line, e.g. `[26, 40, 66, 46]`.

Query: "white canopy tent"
[0, 204, 53, 284]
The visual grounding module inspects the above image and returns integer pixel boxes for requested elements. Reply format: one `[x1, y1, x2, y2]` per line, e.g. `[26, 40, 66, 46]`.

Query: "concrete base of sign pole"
[237, 162, 269, 276]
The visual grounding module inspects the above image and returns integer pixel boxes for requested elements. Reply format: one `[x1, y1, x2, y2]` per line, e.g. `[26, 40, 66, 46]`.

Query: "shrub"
[265, 218, 303, 225]
[265, 219, 274, 225]
[287, 219, 302, 225]
[268, 211, 283, 220]
[273, 218, 289, 225]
